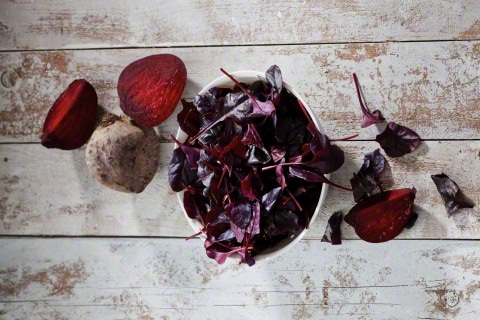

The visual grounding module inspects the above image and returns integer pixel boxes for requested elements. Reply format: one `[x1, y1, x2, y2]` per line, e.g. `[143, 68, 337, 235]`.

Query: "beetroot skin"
[118, 54, 187, 127]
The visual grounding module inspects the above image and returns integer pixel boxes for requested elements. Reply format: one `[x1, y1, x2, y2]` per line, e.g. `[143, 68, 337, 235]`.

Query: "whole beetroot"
[117, 54, 187, 127]
[86, 114, 160, 193]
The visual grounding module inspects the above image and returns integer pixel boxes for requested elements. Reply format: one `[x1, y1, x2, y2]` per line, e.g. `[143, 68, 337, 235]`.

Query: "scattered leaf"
[350, 149, 389, 202]
[375, 122, 421, 158]
[352, 73, 385, 128]
[431, 173, 475, 217]
[322, 211, 343, 245]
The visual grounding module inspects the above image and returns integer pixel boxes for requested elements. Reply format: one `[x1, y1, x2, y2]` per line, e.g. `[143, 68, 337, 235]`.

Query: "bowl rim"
[175, 70, 329, 262]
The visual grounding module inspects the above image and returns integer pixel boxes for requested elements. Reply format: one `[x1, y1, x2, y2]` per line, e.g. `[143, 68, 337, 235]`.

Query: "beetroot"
[86, 114, 160, 193]
[41, 79, 97, 150]
[118, 54, 187, 127]
[344, 188, 416, 243]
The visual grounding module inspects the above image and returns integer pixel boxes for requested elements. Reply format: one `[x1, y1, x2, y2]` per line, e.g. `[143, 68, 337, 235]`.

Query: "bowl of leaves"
[168, 66, 347, 266]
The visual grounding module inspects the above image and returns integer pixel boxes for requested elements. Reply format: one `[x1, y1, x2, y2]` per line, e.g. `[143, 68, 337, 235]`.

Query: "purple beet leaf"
[310, 144, 345, 174]
[183, 190, 208, 222]
[206, 245, 245, 265]
[178, 99, 201, 136]
[307, 122, 331, 155]
[241, 172, 263, 201]
[350, 149, 389, 202]
[246, 146, 272, 165]
[375, 122, 421, 158]
[221, 68, 275, 118]
[250, 99, 276, 118]
[226, 199, 252, 243]
[191, 99, 252, 141]
[171, 136, 201, 168]
[246, 201, 261, 239]
[261, 187, 282, 213]
[266, 65, 283, 100]
[264, 209, 300, 236]
[276, 163, 287, 189]
[168, 148, 197, 192]
[242, 123, 263, 147]
[321, 211, 343, 245]
[352, 73, 385, 128]
[431, 173, 475, 217]
[270, 145, 286, 163]
[288, 166, 352, 191]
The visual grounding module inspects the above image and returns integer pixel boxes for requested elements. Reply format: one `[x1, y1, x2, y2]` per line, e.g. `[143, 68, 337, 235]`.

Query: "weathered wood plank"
[0, 0, 479, 50]
[1, 141, 478, 238]
[0, 41, 479, 142]
[0, 238, 479, 319]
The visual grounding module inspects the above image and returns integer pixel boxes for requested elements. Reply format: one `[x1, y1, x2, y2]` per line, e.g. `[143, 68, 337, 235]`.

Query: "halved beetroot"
[344, 188, 416, 243]
[117, 54, 187, 127]
[41, 79, 97, 150]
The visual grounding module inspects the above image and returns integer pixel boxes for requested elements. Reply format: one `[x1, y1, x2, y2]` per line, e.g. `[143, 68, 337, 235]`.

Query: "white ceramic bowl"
[175, 70, 329, 263]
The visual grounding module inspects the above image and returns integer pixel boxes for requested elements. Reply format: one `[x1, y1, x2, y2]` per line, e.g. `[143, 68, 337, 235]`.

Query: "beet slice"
[118, 54, 187, 127]
[344, 188, 416, 243]
[41, 79, 97, 150]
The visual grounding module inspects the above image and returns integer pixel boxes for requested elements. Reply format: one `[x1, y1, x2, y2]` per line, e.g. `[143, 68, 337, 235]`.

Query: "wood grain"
[1, 41, 479, 142]
[0, 0, 479, 50]
[1, 238, 479, 319]
[1, 141, 478, 239]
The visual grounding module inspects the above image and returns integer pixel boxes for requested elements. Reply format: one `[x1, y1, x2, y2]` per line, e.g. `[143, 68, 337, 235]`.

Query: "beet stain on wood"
[0, 260, 89, 299]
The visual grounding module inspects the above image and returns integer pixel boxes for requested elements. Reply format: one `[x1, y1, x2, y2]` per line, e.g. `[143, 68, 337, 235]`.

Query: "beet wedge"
[344, 188, 416, 243]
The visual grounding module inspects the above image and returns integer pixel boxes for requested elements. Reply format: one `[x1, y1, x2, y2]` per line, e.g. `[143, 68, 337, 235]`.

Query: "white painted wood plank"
[0, 0, 479, 50]
[1, 141, 478, 239]
[1, 41, 479, 142]
[0, 238, 479, 319]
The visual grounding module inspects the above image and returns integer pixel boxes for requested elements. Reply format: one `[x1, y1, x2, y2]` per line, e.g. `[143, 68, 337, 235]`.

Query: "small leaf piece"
[344, 188, 416, 243]
[431, 173, 475, 217]
[375, 122, 421, 158]
[321, 211, 343, 245]
[352, 73, 385, 128]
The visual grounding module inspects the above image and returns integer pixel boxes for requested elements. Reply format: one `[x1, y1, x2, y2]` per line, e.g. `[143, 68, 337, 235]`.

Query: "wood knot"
[1, 68, 18, 89]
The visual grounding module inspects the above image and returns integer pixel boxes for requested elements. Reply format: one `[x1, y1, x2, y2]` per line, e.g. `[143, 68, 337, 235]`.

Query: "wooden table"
[1, 1, 479, 319]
